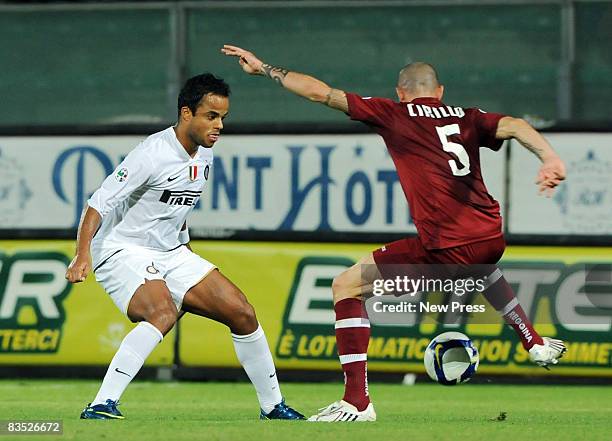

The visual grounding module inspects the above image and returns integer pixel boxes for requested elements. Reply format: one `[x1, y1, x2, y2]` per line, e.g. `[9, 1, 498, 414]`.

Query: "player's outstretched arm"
[221, 44, 348, 113]
[496, 116, 566, 197]
[65, 205, 101, 283]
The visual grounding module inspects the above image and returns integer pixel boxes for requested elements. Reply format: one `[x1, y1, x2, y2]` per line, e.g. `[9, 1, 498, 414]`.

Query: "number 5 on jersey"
[436, 124, 470, 176]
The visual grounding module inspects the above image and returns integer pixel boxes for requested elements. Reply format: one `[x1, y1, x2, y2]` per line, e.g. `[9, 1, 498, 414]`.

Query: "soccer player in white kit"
[65, 73, 304, 420]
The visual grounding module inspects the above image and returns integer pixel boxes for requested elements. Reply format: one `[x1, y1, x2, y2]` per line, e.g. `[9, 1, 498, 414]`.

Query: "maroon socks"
[482, 268, 544, 350]
[334, 298, 371, 411]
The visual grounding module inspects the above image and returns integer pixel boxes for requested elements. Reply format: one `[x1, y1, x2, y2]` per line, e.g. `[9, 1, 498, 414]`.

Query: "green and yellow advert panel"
[1, 241, 610, 377]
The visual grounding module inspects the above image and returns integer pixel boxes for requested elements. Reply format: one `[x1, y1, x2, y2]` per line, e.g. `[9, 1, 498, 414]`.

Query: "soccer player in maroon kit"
[223, 45, 567, 422]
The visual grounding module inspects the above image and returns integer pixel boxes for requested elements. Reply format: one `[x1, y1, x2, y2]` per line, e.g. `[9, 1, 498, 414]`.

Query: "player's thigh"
[372, 236, 433, 277]
[431, 236, 506, 280]
[181, 269, 257, 333]
[94, 248, 167, 315]
[373, 236, 431, 266]
[163, 247, 255, 331]
[94, 249, 176, 333]
[447, 235, 506, 265]
[127, 280, 178, 334]
[162, 246, 217, 312]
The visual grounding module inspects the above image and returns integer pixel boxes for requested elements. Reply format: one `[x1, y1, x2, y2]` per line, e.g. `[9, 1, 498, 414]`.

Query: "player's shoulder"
[349, 94, 403, 121]
[120, 128, 175, 172]
[131, 127, 176, 158]
[461, 106, 501, 118]
[197, 146, 214, 162]
[461, 106, 481, 113]
[459, 106, 507, 129]
[139, 127, 174, 150]
[353, 93, 397, 106]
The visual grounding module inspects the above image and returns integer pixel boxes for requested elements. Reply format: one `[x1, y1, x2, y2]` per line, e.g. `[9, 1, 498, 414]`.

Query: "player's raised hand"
[536, 156, 566, 197]
[221, 45, 265, 75]
[65, 253, 91, 283]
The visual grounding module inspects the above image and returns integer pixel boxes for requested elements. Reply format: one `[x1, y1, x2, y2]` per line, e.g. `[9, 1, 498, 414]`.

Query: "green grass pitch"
[1, 380, 610, 441]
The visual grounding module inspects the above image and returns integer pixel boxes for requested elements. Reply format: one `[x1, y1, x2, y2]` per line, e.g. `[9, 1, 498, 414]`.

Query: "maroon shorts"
[373, 234, 505, 266]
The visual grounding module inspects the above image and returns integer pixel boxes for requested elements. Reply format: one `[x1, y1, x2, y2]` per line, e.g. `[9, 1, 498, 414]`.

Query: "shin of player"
[481, 267, 566, 367]
[90, 279, 177, 411]
[91, 321, 164, 408]
[481, 267, 543, 350]
[231, 324, 284, 414]
[309, 255, 377, 421]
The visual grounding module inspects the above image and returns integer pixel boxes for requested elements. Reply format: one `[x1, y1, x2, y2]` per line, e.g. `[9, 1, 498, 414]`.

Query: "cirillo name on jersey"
[407, 104, 466, 119]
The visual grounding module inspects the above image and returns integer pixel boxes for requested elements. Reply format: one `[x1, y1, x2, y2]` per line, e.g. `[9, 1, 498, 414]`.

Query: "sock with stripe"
[92, 321, 163, 406]
[334, 298, 370, 411]
[232, 323, 282, 414]
[482, 268, 543, 350]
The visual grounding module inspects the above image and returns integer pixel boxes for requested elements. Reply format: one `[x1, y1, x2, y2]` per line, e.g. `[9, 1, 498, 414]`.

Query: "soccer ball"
[424, 332, 479, 385]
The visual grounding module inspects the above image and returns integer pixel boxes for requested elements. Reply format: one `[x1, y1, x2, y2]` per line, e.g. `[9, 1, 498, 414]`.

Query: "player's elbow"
[303, 83, 331, 103]
[497, 116, 531, 139]
[512, 117, 531, 133]
[307, 89, 329, 103]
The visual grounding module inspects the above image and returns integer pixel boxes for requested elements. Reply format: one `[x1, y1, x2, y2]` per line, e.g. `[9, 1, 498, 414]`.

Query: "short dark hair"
[177, 73, 230, 117]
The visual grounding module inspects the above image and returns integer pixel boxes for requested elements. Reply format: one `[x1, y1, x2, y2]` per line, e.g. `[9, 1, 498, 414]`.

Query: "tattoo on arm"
[261, 63, 289, 84]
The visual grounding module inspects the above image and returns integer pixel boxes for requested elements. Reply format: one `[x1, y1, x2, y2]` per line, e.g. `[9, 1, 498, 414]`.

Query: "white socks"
[92, 321, 281, 413]
[232, 324, 282, 414]
[92, 321, 163, 406]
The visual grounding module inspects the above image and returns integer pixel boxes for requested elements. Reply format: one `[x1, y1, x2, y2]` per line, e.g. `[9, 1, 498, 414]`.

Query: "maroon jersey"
[346, 93, 505, 249]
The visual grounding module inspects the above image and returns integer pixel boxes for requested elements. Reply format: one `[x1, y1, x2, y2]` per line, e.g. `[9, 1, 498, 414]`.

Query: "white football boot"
[308, 400, 376, 422]
[529, 337, 567, 369]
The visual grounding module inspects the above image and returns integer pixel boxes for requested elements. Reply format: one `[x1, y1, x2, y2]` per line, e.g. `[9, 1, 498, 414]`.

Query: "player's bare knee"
[230, 299, 258, 335]
[142, 295, 178, 335]
[147, 307, 178, 336]
[332, 272, 359, 303]
[331, 273, 347, 295]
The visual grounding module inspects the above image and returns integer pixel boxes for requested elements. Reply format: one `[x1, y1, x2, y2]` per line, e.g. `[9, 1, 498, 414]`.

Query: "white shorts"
[94, 245, 216, 315]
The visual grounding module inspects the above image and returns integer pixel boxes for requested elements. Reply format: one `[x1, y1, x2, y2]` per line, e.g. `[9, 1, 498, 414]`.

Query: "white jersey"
[88, 127, 213, 270]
